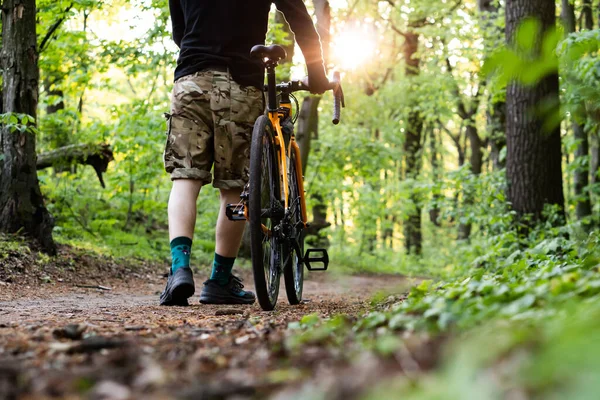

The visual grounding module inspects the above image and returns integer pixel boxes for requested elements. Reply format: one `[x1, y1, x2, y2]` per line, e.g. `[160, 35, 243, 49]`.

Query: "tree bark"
[402, 30, 423, 255]
[0, 0, 56, 253]
[505, 0, 565, 223]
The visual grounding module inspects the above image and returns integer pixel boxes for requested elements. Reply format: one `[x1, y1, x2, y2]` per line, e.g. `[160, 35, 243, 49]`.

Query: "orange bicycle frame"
[267, 103, 308, 226]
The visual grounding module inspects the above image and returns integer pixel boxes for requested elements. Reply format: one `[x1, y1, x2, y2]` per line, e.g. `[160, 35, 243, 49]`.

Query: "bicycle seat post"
[265, 61, 278, 112]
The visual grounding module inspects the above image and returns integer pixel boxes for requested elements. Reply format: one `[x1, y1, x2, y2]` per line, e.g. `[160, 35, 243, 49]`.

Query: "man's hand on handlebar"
[297, 72, 344, 125]
[301, 74, 330, 95]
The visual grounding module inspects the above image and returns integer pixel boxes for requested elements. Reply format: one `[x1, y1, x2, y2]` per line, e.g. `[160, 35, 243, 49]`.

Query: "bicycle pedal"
[225, 204, 246, 221]
[304, 248, 329, 271]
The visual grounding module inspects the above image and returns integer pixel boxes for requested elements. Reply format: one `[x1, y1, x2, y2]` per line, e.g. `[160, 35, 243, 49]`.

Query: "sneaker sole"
[172, 282, 195, 300]
[199, 293, 255, 305]
[160, 282, 195, 306]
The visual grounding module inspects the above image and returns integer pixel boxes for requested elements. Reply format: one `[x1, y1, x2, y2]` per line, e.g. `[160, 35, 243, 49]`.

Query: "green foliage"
[559, 29, 600, 122]
[0, 113, 38, 133]
[287, 314, 350, 350]
[483, 19, 561, 87]
[373, 224, 600, 333]
[287, 220, 600, 398]
[364, 301, 600, 399]
[0, 235, 31, 261]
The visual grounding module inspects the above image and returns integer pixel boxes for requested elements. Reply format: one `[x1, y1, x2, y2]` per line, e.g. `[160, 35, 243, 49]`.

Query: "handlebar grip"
[331, 71, 342, 125]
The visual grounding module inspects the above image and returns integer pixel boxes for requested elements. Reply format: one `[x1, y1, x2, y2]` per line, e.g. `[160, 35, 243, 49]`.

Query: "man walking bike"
[160, 0, 329, 306]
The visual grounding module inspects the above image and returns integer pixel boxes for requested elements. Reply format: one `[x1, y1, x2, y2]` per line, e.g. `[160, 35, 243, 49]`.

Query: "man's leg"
[200, 188, 255, 304]
[214, 188, 246, 257]
[168, 179, 203, 240]
[160, 70, 215, 306]
[209, 188, 246, 284]
[160, 179, 203, 306]
[199, 69, 261, 305]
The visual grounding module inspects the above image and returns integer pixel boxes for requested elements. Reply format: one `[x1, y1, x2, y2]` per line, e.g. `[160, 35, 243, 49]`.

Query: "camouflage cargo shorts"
[163, 69, 264, 189]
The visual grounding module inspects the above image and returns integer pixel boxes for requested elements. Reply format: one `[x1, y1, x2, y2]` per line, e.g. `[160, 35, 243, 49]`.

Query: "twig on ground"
[75, 284, 112, 291]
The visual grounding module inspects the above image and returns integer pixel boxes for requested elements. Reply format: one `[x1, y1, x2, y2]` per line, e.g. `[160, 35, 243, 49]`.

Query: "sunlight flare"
[332, 24, 377, 70]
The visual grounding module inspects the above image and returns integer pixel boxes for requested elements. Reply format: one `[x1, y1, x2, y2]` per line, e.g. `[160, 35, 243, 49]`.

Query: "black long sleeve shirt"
[169, 0, 326, 89]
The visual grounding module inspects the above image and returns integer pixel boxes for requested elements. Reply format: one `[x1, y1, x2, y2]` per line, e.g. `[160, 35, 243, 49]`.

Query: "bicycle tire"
[249, 115, 282, 311]
[283, 149, 304, 305]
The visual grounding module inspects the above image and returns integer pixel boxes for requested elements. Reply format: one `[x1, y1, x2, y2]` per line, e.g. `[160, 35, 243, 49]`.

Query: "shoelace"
[230, 275, 245, 290]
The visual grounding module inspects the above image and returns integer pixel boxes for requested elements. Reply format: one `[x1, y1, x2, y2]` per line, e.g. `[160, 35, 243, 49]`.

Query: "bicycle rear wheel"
[283, 149, 305, 305]
[249, 115, 282, 311]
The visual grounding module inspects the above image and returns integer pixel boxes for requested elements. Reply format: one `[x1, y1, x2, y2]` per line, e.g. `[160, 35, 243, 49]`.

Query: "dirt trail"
[0, 269, 410, 399]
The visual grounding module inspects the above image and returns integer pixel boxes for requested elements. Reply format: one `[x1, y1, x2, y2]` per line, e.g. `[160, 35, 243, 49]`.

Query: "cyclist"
[160, 0, 330, 306]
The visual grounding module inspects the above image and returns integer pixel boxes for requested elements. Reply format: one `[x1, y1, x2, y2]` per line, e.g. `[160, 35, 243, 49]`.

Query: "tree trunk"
[591, 131, 600, 186]
[488, 104, 507, 170]
[505, 0, 565, 223]
[573, 123, 592, 223]
[457, 123, 483, 240]
[429, 128, 441, 227]
[296, 96, 320, 176]
[402, 30, 423, 255]
[404, 110, 423, 254]
[479, 0, 506, 171]
[0, 0, 56, 253]
[582, 0, 594, 30]
[467, 124, 484, 176]
[561, 0, 576, 32]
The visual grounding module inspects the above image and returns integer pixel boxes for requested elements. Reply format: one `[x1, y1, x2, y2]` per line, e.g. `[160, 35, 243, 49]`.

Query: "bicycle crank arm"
[304, 248, 329, 271]
[226, 204, 247, 221]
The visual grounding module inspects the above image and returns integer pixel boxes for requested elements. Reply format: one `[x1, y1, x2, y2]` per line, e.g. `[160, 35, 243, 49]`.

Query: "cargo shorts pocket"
[163, 113, 213, 182]
[229, 85, 264, 125]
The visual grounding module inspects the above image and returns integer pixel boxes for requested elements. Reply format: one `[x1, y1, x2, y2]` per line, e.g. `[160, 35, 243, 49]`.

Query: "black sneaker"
[199, 275, 256, 305]
[159, 267, 195, 306]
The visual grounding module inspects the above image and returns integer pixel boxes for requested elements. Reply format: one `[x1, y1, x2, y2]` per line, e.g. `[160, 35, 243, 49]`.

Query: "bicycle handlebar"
[266, 74, 345, 125]
[331, 72, 343, 125]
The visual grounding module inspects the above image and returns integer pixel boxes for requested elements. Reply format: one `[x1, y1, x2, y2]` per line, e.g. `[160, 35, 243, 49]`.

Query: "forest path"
[0, 269, 410, 399]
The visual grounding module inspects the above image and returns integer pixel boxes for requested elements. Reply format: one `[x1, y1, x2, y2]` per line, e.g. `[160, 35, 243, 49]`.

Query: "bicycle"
[226, 44, 344, 311]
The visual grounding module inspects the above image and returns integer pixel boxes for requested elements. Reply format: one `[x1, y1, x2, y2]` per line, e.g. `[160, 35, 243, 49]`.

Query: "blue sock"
[170, 237, 192, 273]
[210, 253, 235, 285]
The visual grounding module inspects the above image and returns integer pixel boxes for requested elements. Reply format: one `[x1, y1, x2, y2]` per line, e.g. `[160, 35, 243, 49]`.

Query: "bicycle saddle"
[250, 44, 287, 62]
